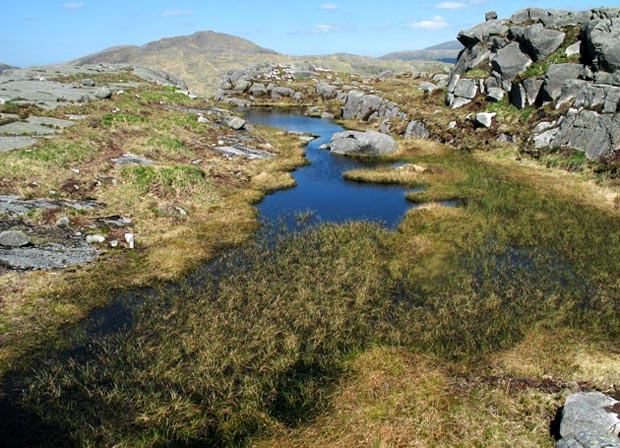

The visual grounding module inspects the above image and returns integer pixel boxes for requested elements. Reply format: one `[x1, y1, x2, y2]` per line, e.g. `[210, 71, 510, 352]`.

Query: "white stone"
[124, 233, 135, 249]
[86, 235, 106, 244]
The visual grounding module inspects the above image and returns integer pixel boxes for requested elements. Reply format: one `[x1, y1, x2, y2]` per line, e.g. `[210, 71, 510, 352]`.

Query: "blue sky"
[1, 0, 617, 67]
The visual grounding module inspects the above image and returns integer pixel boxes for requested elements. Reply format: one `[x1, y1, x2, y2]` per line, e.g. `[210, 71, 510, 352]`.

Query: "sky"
[1, 0, 618, 67]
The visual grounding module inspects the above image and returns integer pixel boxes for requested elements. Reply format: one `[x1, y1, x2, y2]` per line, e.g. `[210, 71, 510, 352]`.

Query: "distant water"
[246, 108, 418, 229]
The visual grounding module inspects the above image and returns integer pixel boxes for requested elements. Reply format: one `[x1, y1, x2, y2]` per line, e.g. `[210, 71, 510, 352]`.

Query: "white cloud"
[409, 16, 449, 30]
[161, 10, 195, 17]
[314, 24, 342, 33]
[320, 3, 339, 10]
[63, 2, 84, 9]
[435, 2, 468, 9]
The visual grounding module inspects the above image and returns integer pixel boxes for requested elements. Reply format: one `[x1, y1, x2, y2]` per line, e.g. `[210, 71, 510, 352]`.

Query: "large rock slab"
[509, 24, 565, 61]
[538, 63, 586, 105]
[556, 79, 620, 113]
[0, 242, 98, 270]
[0, 136, 39, 152]
[551, 109, 620, 161]
[458, 20, 508, 48]
[0, 121, 60, 136]
[342, 90, 366, 119]
[0, 195, 104, 217]
[510, 8, 595, 28]
[491, 42, 533, 84]
[583, 19, 620, 73]
[330, 130, 397, 156]
[556, 392, 620, 448]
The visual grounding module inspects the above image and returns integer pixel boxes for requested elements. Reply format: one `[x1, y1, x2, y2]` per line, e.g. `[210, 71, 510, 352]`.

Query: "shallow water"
[246, 108, 417, 229]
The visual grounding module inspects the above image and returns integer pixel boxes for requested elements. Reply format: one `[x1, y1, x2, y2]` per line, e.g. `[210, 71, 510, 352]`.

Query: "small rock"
[124, 233, 135, 249]
[0, 230, 31, 248]
[110, 240, 119, 248]
[96, 215, 132, 227]
[81, 78, 95, 87]
[174, 206, 188, 216]
[419, 82, 438, 93]
[565, 41, 581, 57]
[94, 87, 112, 100]
[497, 133, 517, 144]
[485, 10, 498, 21]
[56, 217, 71, 227]
[448, 121, 457, 129]
[86, 235, 106, 244]
[319, 144, 330, 150]
[197, 115, 209, 124]
[321, 112, 335, 119]
[486, 87, 505, 102]
[110, 153, 154, 165]
[474, 112, 496, 128]
[227, 117, 246, 130]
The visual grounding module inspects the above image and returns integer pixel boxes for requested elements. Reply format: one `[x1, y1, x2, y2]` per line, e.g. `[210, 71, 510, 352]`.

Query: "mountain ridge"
[379, 40, 463, 63]
[70, 30, 450, 96]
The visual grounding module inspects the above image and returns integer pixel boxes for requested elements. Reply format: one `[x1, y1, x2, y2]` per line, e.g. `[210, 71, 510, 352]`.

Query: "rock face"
[555, 392, 620, 448]
[330, 130, 398, 156]
[449, 6, 620, 162]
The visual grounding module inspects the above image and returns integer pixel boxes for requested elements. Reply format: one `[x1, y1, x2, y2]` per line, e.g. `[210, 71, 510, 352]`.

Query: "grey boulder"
[404, 120, 430, 139]
[249, 83, 267, 96]
[474, 112, 496, 128]
[538, 63, 586, 105]
[94, 87, 112, 100]
[583, 18, 620, 73]
[271, 86, 296, 98]
[550, 109, 620, 161]
[0, 230, 31, 248]
[227, 117, 246, 130]
[458, 20, 508, 48]
[491, 42, 533, 84]
[486, 87, 505, 102]
[330, 130, 398, 156]
[510, 24, 565, 61]
[559, 392, 620, 440]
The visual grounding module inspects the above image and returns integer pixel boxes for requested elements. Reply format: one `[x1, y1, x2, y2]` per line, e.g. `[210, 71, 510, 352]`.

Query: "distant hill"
[71, 31, 282, 95]
[0, 63, 16, 74]
[380, 40, 463, 64]
[71, 31, 451, 96]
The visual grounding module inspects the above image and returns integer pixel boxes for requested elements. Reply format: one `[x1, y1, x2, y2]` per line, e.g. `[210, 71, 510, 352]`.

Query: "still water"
[246, 108, 417, 228]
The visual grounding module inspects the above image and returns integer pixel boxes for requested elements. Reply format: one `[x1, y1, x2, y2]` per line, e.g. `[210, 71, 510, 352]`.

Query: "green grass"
[101, 112, 146, 128]
[121, 165, 209, 198]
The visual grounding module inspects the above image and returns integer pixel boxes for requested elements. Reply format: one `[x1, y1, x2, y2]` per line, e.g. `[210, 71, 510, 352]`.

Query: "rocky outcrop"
[448, 7, 620, 162]
[555, 392, 620, 448]
[341, 90, 405, 122]
[215, 63, 318, 105]
[330, 130, 397, 156]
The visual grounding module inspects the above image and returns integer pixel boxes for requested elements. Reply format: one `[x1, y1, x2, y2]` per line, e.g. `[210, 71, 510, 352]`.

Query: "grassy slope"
[0, 78, 307, 377]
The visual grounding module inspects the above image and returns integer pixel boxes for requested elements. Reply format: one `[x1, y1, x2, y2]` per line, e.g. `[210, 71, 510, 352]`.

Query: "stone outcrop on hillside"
[447, 7, 620, 162]
[0, 64, 187, 110]
[216, 63, 441, 145]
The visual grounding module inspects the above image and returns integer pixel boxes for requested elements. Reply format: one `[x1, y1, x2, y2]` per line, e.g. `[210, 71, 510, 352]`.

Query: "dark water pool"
[246, 108, 418, 229]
